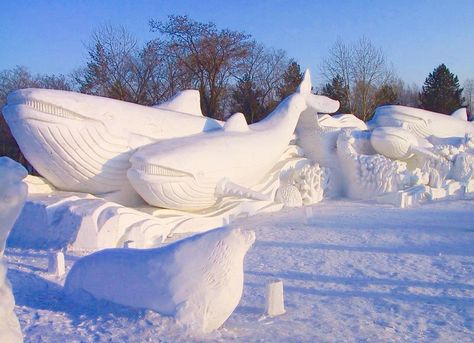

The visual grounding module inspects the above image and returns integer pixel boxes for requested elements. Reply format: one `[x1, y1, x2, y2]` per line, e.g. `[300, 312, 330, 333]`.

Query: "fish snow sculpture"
[64, 226, 256, 333]
[370, 105, 474, 139]
[2, 89, 221, 205]
[127, 70, 339, 211]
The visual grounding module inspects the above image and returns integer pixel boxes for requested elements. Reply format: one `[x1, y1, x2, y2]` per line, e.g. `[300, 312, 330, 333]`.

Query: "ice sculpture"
[2, 89, 222, 205]
[127, 70, 339, 211]
[0, 157, 28, 343]
[65, 226, 255, 333]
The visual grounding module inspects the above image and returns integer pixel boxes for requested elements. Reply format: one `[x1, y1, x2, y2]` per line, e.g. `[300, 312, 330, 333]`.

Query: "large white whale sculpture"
[127, 70, 339, 211]
[369, 105, 474, 139]
[2, 89, 222, 205]
[65, 226, 256, 333]
[0, 157, 28, 343]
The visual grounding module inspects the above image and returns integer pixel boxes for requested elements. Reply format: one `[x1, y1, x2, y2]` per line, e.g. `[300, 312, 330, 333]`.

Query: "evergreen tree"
[321, 74, 351, 113]
[374, 84, 398, 107]
[231, 75, 265, 123]
[278, 61, 303, 100]
[420, 64, 464, 114]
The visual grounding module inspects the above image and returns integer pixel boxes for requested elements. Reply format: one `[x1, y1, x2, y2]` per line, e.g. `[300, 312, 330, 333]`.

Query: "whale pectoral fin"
[216, 178, 269, 201]
[409, 145, 441, 161]
[153, 90, 203, 116]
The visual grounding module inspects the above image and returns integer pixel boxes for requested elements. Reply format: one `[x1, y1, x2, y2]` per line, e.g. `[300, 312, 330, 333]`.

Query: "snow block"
[48, 252, 65, 277]
[265, 280, 286, 317]
[64, 227, 256, 333]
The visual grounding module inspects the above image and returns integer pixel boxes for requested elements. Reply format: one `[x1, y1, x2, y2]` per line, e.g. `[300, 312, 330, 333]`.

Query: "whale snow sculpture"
[0, 157, 28, 343]
[64, 226, 256, 333]
[2, 89, 222, 205]
[127, 70, 339, 211]
[369, 105, 474, 139]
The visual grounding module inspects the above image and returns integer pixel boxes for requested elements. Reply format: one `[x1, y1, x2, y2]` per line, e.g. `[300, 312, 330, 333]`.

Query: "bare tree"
[151, 15, 252, 119]
[321, 37, 392, 120]
[0, 66, 71, 168]
[464, 78, 474, 119]
[392, 79, 420, 107]
[351, 37, 390, 120]
[75, 24, 175, 105]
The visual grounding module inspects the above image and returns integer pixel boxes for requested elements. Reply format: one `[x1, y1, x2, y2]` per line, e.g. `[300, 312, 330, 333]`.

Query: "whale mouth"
[132, 163, 191, 178]
[7, 97, 86, 120]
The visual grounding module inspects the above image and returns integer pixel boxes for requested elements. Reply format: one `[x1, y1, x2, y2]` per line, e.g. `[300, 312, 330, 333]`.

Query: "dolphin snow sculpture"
[2, 89, 222, 204]
[369, 105, 474, 139]
[127, 70, 339, 211]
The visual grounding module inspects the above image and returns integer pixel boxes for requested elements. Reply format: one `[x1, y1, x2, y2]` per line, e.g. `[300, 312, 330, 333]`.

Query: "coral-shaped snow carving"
[337, 129, 416, 199]
[65, 227, 255, 333]
[275, 184, 303, 207]
[0, 157, 28, 343]
[419, 155, 451, 188]
[286, 164, 329, 205]
[452, 153, 474, 183]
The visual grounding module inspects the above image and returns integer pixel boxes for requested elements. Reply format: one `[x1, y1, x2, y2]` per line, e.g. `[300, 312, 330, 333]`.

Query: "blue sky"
[1, 0, 473, 86]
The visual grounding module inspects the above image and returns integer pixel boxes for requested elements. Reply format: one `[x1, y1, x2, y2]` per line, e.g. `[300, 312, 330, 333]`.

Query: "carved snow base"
[376, 181, 471, 208]
[11, 147, 309, 251]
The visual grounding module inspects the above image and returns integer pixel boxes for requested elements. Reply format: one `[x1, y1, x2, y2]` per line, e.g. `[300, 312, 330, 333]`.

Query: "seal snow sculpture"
[64, 226, 256, 333]
[2, 89, 221, 205]
[0, 157, 28, 343]
[127, 70, 339, 211]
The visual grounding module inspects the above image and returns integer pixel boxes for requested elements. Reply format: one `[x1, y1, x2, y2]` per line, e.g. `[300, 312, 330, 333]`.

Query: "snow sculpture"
[65, 226, 256, 333]
[0, 157, 28, 343]
[370, 105, 474, 139]
[2, 88, 222, 205]
[285, 164, 329, 205]
[370, 127, 437, 161]
[337, 129, 418, 200]
[295, 112, 368, 197]
[127, 70, 339, 211]
[452, 153, 474, 182]
[275, 184, 303, 207]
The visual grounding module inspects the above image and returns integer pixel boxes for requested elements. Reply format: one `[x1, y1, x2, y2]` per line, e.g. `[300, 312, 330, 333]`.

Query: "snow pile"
[64, 226, 255, 333]
[0, 157, 28, 343]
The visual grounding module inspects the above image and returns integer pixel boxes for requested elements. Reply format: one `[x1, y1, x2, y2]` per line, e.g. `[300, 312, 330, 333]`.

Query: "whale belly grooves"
[10, 117, 132, 194]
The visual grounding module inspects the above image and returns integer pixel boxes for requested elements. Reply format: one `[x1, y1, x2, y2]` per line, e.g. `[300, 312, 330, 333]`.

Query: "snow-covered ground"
[5, 199, 474, 342]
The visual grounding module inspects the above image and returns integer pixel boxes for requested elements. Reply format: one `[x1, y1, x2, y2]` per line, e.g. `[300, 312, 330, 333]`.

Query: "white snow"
[4, 198, 474, 342]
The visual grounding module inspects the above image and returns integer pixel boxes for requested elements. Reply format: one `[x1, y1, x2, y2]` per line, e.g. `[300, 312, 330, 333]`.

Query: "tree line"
[0, 15, 472, 167]
[320, 38, 468, 121]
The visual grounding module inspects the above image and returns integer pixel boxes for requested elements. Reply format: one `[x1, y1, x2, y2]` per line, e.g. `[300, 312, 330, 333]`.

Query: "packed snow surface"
[5, 199, 474, 342]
